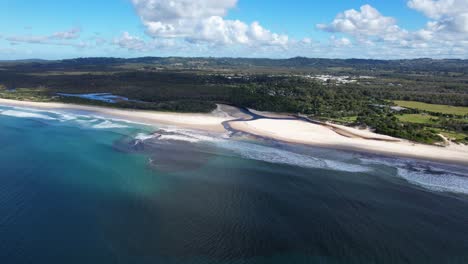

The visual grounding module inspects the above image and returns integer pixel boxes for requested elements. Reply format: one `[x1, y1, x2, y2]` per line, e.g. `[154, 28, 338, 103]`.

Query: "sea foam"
[397, 167, 468, 195]
[92, 120, 129, 129]
[217, 140, 371, 173]
[0, 110, 57, 120]
[134, 128, 371, 173]
[361, 157, 468, 195]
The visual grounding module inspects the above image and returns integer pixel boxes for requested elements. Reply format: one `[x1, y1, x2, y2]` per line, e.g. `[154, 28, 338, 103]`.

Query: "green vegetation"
[394, 101, 468, 116]
[0, 88, 54, 102]
[356, 108, 443, 144]
[435, 129, 468, 143]
[397, 114, 438, 124]
[326, 116, 357, 124]
[395, 112, 467, 144]
[0, 57, 467, 144]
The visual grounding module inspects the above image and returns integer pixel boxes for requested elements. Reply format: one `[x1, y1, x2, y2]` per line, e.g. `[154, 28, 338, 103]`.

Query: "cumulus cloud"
[407, 0, 468, 19]
[317, 2, 468, 54]
[317, 5, 407, 42]
[408, 0, 468, 33]
[131, 0, 288, 47]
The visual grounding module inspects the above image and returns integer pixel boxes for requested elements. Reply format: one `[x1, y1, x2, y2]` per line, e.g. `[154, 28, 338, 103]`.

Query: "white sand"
[1, 98, 467, 165]
[230, 119, 468, 165]
[0, 98, 229, 132]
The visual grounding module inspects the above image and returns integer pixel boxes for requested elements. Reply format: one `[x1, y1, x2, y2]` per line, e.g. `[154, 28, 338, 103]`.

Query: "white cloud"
[317, 5, 407, 42]
[317, 2, 468, 56]
[114, 32, 148, 51]
[6, 35, 49, 44]
[301, 38, 313, 44]
[329, 36, 352, 47]
[113, 32, 175, 52]
[131, 0, 288, 47]
[407, 0, 468, 19]
[408, 0, 468, 33]
[5, 27, 85, 47]
[51, 27, 81, 40]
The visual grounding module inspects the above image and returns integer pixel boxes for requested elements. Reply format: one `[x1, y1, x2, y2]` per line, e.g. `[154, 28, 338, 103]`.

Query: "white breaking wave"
[133, 128, 370, 173]
[361, 157, 468, 195]
[134, 128, 223, 143]
[0, 110, 57, 120]
[158, 135, 201, 143]
[134, 130, 219, 143]
[324, 160, 374, 173]
[0, 107, 83, 123]
[92, 120, 128, 129]
[56, 113, 77, 122]
[161, 128, 222, 142]
[135, 133, 158, 141]
[397, 168, 468, 195]
[0, 105, 146, 131]
[217, 141, 371, 173]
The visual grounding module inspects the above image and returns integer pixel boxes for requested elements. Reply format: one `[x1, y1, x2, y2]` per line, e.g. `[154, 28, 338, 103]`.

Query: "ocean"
[0, 104, 467, 263]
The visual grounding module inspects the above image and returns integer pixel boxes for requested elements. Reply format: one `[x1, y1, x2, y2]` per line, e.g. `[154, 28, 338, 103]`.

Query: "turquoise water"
[0, 105, 468, 263]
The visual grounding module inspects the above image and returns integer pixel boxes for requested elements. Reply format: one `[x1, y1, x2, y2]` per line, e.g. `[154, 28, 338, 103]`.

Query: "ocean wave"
[361, 157, 468, 195]
[134, 128, 223, 143]
[0, 110, 57, 120]
[92, 120, 128, 129]
[217, 141, 371, 173]
[397, 168, 468, 195]
[1, 107, 82, 123]
[133, 128, 370, 173]
[135, 133, 159, 141]
[161, 128, 222, 142]
[0, 105, 149, 131]
[324, 160, 375, 173]
[158, 135, 200, 143]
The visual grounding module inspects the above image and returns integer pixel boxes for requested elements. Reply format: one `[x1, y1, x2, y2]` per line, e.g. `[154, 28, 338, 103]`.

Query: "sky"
[0, 0, 467, 59]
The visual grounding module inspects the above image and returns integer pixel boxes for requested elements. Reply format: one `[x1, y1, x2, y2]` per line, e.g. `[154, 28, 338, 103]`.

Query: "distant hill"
[2, 57, 468, 73]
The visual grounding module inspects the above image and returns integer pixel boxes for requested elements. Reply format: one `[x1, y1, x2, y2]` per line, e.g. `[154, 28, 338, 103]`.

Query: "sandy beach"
[229, 119, 468, 165]
[1, 98, 467, 165]
[0, 98, 229, 132]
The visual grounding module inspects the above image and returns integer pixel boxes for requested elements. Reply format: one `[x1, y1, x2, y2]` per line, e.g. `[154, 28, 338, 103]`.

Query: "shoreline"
[0, 98, 229, 132]
[1, 98, 467, 166]
[229, 119, 468, 166]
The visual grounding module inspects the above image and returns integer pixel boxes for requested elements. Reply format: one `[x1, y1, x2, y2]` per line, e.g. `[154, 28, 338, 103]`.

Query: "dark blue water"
[0, 105, 468, 263]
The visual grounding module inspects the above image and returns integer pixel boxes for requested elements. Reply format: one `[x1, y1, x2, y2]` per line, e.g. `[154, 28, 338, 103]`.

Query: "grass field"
[433, 128, 468, 142]
[394, 101, 468, 116]
[397, 114, 437, 124]
[327, 116, 357, 124]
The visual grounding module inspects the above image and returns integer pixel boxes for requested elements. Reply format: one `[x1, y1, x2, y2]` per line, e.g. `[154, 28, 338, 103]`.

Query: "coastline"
[1, 98, 467, 166]
[229, 119, 468, 166]
[0, 98, 229, 132]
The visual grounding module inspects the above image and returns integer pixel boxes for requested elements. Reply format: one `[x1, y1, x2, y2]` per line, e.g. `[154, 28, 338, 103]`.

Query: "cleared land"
[394, 101, 468, 116]
[397, 114, 438, 124]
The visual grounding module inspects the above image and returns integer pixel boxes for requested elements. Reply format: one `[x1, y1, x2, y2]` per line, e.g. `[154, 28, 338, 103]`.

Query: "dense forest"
[0, 57, 467, 144]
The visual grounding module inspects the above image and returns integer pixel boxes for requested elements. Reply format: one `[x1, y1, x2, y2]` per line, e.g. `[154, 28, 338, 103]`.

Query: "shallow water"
[0, 105, 467, 263]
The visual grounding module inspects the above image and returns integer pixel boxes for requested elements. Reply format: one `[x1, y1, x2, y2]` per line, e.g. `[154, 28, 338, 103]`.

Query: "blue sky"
[0, 0, 466, 59]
